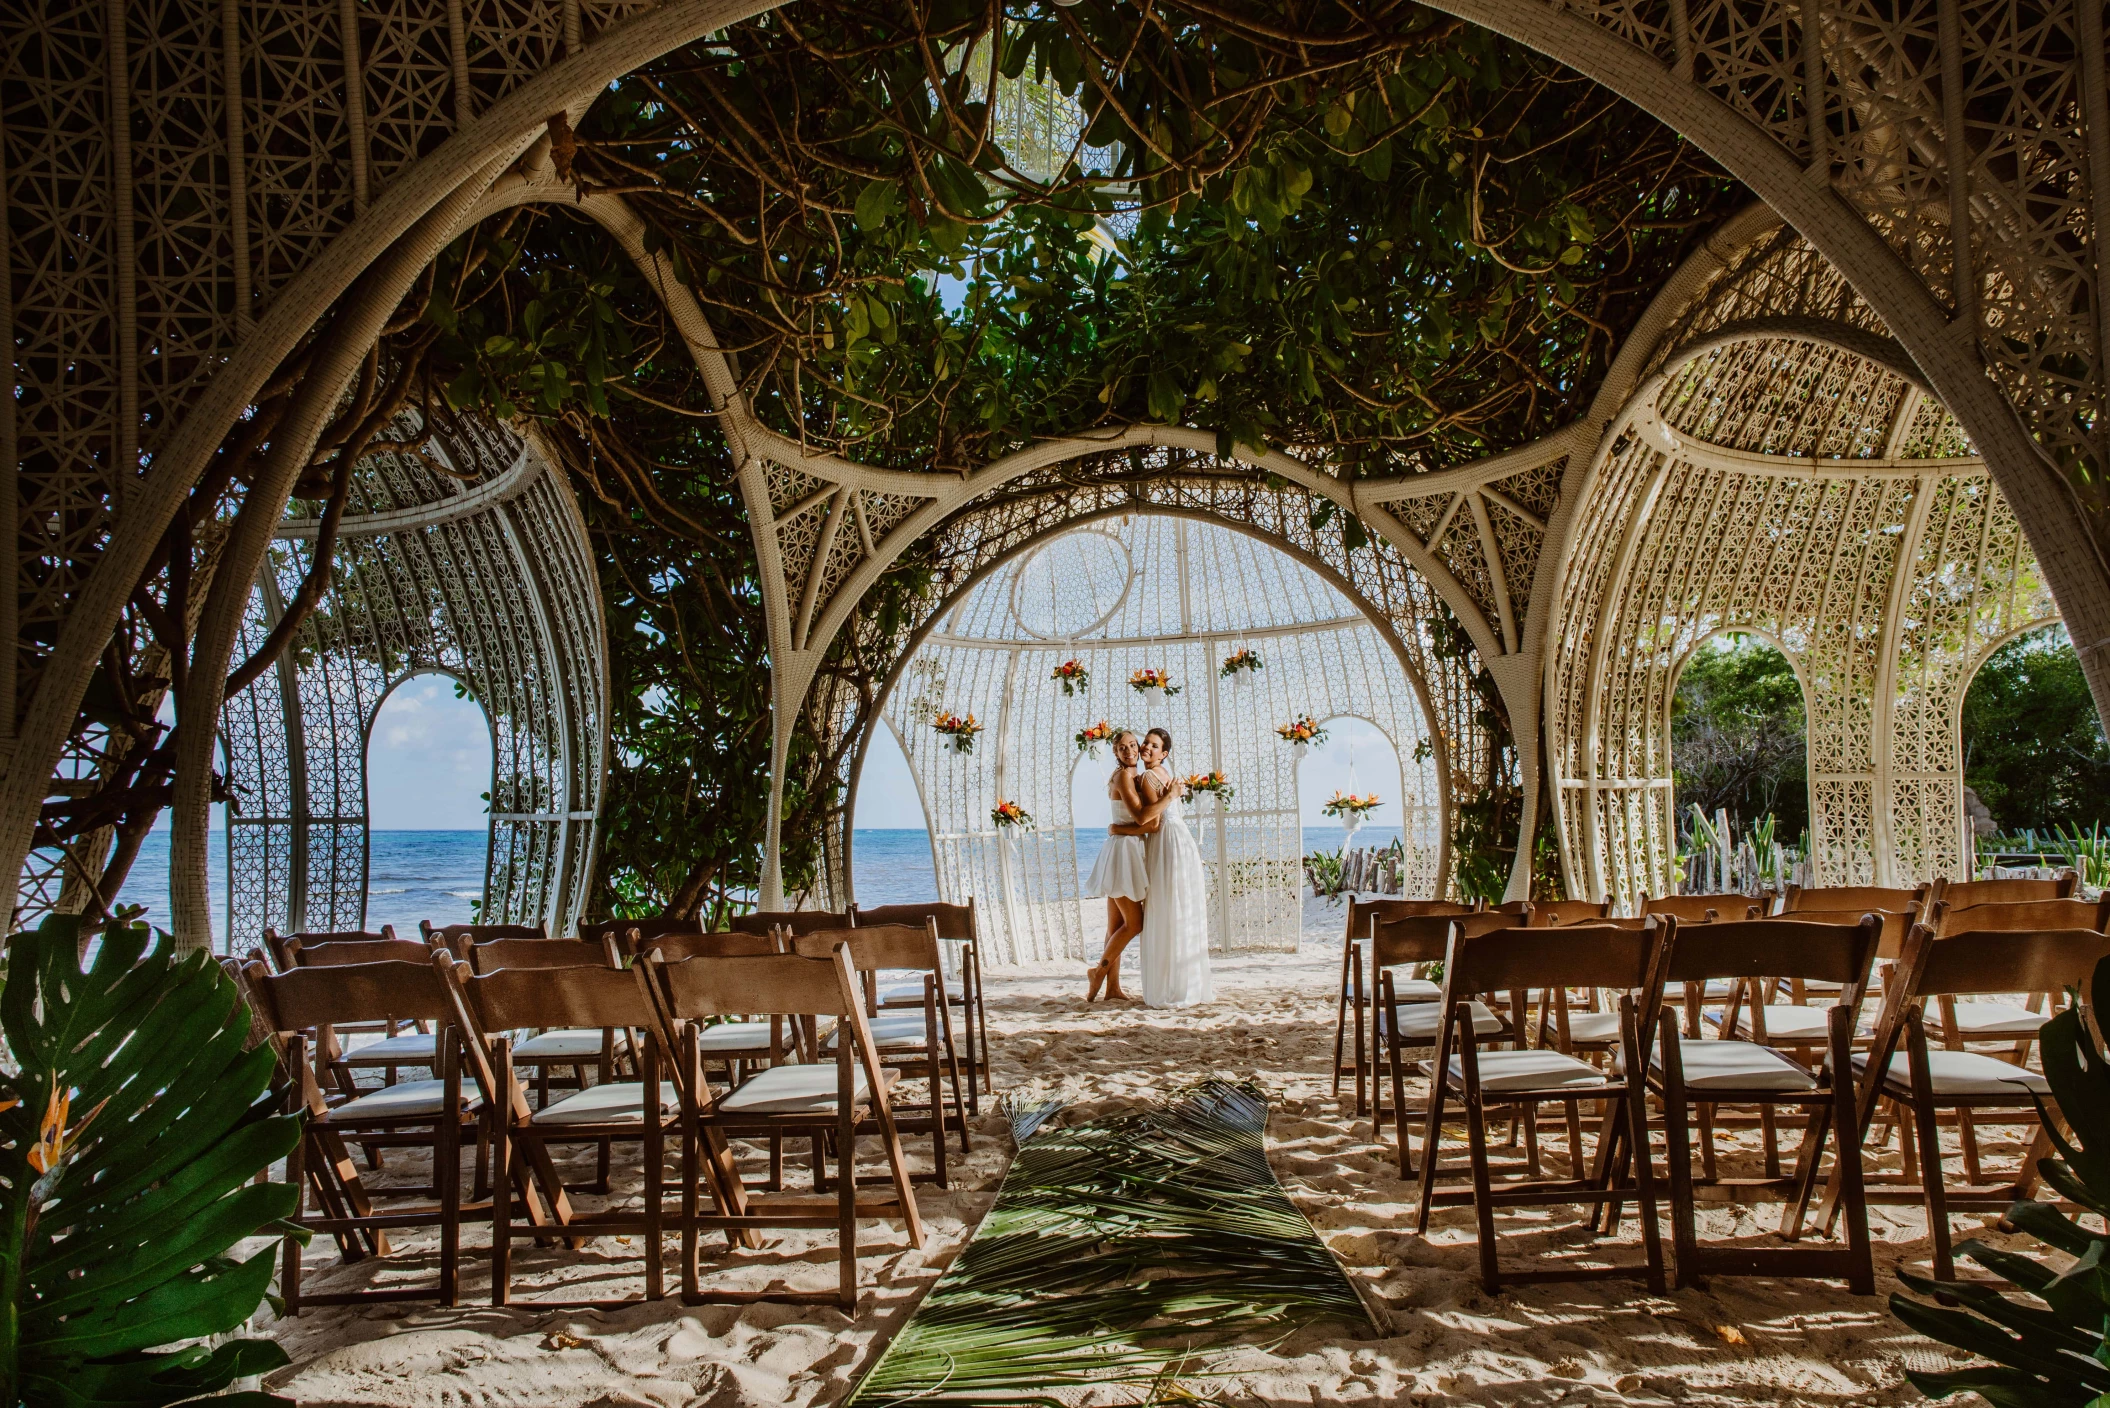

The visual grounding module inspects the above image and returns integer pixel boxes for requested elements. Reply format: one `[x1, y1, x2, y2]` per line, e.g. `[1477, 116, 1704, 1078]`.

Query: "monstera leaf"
[0, 916, 302, 1407]
[1888, 955, 2110, 1407]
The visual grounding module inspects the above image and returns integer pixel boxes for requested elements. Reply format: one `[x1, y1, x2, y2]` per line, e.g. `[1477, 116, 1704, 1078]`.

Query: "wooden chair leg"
[1660, 1022, 1699, 1290]
[1331, 945, 1352, 1102]
[491, 1123, 514, 1306]
[1464, 1090, 1501, 1294]
[837, 1106, 858, 1309]
[1386, 1029, 1414, 1175]
[1625, 1064, 1667, 1296]
[1412, 1075, 1448, 1232]
[1697, 1101, 1719, 1182]
[1957, 1107, 1984, 1186]
[1351, 945, 1369, 1118]
[928, 1038, 950, 1189]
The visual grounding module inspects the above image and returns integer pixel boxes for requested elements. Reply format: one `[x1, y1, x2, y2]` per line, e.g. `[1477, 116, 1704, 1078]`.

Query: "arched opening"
[1669, 631, 1810, 890]
[363, 673, 495, 935]
[1961, 624, 2110, 861]
[849, 718, 941, 907]
[1294, 715, 1419, 914]
[854, 512, 1447, 961]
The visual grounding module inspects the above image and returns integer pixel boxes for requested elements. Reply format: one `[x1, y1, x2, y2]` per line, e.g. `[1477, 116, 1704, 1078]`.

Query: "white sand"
[263, 908, 1999, 1406]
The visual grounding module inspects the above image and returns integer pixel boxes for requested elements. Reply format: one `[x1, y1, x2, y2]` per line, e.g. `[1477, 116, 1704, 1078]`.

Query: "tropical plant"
[845, 1081, 1368, 1407]
[1888, 954, 2110, 1406]
[1219, 649, 1263, 678]
[1304, 848, 1348, 904]
[1321, 791, 1381, 819]
[991, 800, 1033, 829]
[1129, 668, 1180, 697]
[0, 915, 302, 1406]
[1276, 715, 1329, 747]
[1050, 659, 1090, 696]
[933, 711, 985, 753]
[1962, 625, 2110, 834]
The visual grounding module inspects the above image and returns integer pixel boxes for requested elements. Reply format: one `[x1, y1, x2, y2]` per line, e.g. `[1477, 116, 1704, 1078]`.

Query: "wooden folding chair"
[854, 899, 992, 1108]
[1919, 896, 2109, 1058]
[1412, 920, 1671, 1294]
[440, 956, 680, 1306]
[1652, 917, 1880, 1293]
[638, 944, 925, 1307]
[1781, 884, 1918, 915]
[1370, 911, 1519, 1173]
[244, 958, 485, 1312]
[1820, 923, 2110, 1281]
[1330, 897, 1477, 1117]
[794, 922, 968, 1186]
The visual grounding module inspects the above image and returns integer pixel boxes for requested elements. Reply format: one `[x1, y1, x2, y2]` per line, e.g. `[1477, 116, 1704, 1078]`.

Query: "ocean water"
[120, 825, 1404, 946]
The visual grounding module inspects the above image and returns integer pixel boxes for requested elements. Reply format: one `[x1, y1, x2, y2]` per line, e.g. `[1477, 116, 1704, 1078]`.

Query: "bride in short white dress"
[1084, 769, 1149, 903]
[1137, 739, 1214, 1008]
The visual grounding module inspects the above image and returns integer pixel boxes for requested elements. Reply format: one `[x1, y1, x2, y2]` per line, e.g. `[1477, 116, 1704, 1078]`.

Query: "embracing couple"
[1082, 727, 1214, 1008]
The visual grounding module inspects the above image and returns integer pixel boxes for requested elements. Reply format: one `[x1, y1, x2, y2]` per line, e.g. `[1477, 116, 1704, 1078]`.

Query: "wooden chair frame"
[245, 958, 486, 1313]
[794, 923, 969, 1187]
[1330, 897, 1477, 1118]
[1651, 917, 1880, 1293]
[638, 945, 925, 1307]
[440, 956, 678, 1306]
[1411, 921, 1671, 1294]
[1815, 923, 2110, 1281]
[1369, 910, 1521, 1173]
[854, 899, 992, 1109]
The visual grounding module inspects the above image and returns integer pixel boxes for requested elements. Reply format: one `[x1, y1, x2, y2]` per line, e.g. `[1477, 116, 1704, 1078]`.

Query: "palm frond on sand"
[848, 1079, 1371, 1408]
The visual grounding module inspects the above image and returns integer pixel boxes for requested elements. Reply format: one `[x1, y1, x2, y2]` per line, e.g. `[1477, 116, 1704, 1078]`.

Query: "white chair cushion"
[1389, 977, 1442, 1003]
[1946, 1002, 2049, 1039]
[1562, 1011, 1623, 1045]
[824, 1011, 932, 1051]
[334, 1079, 480, 1121]
[1446, 1048, 1606, 1094]
[513, 1028, 607, 1062]
[1852, 1049, 2051, 1096]
[717, 1062, 899, 1115]
[695, 1020, 776, 1053]
[531, 1081, 679, 1126]
[879, 979, 964, 1005]
[1710, 1004, 1869, 1044]
[1379, 1001, 1500, 1043]
[1662, 1038, 1818, 1092]
[342, 1031, 435, 1062]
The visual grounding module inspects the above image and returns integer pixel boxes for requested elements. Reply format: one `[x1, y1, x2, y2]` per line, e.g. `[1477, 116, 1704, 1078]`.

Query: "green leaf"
[855, 179, 903, 232]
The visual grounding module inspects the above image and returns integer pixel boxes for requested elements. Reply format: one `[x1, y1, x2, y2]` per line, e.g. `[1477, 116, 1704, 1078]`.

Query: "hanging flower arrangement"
[1182, 770, 1235, 802]
[1050, 658, 1090, 696]
[932, 711, 983, 754]
[1129, 667, 1181, 697]
[1075, 719, 1121, 756]
[990, 799, 1033, 829]
[1322, 791, 1381, 819]
[1219, 648, 1264, 678]
[1276, 714, 1329, 747]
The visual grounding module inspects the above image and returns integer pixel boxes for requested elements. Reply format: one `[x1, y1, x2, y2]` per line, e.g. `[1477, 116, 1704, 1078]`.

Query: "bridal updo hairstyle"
[1146, 727, 1174, 756]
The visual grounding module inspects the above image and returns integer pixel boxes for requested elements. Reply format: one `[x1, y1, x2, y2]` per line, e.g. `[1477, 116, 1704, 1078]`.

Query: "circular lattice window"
[1008, 528, 1136, 640]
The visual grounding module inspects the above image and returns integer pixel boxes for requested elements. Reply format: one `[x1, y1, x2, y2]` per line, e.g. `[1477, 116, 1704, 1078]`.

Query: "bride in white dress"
[1135, 728, 1214, 1008]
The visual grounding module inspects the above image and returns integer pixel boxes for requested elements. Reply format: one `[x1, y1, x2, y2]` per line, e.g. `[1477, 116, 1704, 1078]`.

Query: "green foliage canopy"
[1962, 625, 2110, 834]
[1671, 633, 1809, 840]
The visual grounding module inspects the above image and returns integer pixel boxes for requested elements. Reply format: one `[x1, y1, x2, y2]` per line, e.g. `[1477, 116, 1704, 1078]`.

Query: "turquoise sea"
[125, 825, 1402, 946]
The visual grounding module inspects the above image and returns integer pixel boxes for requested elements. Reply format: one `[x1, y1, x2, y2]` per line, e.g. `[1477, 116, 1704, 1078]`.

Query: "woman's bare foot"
[1102, 971, 1127, 1001]
[1086, 964, 1107, 1001]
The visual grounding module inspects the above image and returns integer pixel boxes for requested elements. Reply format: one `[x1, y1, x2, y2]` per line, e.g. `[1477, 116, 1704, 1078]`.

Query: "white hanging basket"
[1291, 740, 1309, 762]
[1137, 685, 1163, 706]
[1341, 812, 1364, 840]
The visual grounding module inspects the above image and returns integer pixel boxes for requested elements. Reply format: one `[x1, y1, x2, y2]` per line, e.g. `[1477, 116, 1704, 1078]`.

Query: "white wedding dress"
[1138, 766, 1214, 1008]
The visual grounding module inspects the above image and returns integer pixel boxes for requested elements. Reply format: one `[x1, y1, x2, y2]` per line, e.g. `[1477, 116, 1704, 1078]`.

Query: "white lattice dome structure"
[862, 514, 1445, 965]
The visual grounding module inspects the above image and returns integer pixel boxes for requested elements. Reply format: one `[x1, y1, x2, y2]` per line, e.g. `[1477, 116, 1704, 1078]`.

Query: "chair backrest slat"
[627, 931, 777, 962]
[1934, 872, 2080, 908]
[792, 923, 938, 972]
[1782, 884, 1916, 914]
[1343, 896, 1474, 945]
[1910, 927, 2110, 997]
[1369, 911, 1509, 968]
[728, 909, 849, 938]
[1662, 917, 1880, 985]
[266, 926, 399, 968]
[577, 915, 702, 946]
[422, 920, 547, 946]
[855, 901, 976, 942]
[1643, 893, 1760, 923]
[649, 950, 854, 1018]
[468, 935, 615, 973]
[1531, 898, 1611, 926]
[288, 936, 434, 967]
[1931, 895, 2110, 938]
[249, 959, 454, 1031]
[1446, 924, 1661, 993]
[462, 963, 652, 1030]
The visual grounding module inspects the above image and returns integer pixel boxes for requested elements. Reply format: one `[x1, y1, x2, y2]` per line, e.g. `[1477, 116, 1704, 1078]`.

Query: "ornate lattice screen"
[217, 415, 607, 947]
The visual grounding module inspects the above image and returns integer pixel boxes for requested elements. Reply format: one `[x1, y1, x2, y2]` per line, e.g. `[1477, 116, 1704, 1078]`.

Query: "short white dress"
[1084, 771, 1149, 902]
